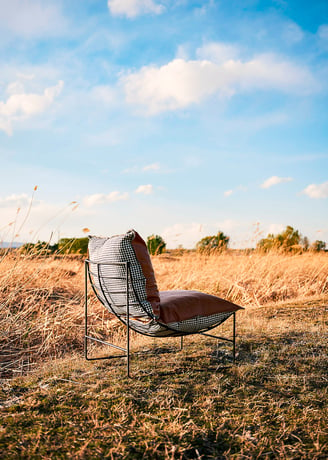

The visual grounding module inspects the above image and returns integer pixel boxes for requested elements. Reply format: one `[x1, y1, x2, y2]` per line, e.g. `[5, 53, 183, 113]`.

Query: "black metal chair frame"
[84, 259, 236, 377]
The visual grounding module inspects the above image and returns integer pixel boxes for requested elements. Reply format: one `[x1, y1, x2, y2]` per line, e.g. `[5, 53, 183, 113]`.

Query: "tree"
[257, 226, 305, 252]
[196, 231, 230, 253]
[19, 240, 58, 256]
[58, 237, 88, 255]
[147, 235, 166, 255]
[301, 236, 310, 251]
[311, 240, 326, 252]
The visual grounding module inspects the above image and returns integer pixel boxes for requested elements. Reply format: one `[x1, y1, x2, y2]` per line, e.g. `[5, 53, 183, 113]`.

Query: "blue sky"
[0, 0, 327, 248]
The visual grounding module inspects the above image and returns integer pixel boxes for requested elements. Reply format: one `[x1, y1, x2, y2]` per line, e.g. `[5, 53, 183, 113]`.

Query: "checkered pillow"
[88, 230, 154, 318]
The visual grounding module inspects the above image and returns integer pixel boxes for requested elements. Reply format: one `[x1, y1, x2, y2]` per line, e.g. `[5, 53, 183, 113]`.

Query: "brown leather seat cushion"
[131, 231, 161, 318]
[159, 290, 243, 324]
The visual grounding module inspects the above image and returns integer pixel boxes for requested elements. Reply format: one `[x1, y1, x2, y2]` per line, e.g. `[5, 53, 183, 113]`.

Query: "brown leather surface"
[131, 231, 161, 318]
[159, 290, 243, 324]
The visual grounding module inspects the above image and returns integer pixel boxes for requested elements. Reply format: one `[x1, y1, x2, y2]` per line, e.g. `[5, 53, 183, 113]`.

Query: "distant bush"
[20, 241, 58, 256]
[257, 226, 306, 253]
[18, 238, 88, 257]
[196, 231, 230, 253]
[58, 238, 88, 255]
[311, 240, 326, 252]
[147, 235, 166, 255]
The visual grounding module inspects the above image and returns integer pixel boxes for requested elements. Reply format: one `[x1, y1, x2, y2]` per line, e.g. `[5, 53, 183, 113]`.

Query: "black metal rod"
[85, 260, 129, 362]
[233, 312, 236, 364]
[200, 332, 233, 342]
[126, 262, 131, 378]
[84, 261, 88, 360]
[87, 259, 129, 266]
[85, 335, 127, 352]
[180, 336, 183, 350]
[86, 354, 127, 361]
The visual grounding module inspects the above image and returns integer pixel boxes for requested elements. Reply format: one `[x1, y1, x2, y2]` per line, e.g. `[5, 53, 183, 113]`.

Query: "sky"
[0, 0, 327, 249]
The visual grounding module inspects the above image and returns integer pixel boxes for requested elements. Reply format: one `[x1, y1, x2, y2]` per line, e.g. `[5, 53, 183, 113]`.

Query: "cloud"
[282, 22, 304, 44]
[135, 184, 153, 194]
[267, 223, 285, 234]
[143, 163, 160, 171]
[0, 80, 64, 135]
[121, 51, 318, 114]
[83, 191, 129, 207]
[261, 176, 293, 189]
[318, 24, 328, 40]
[162, 220, 241, 249]
[224, 185, 247, 197]
[302, 181, 328, 199]
[0, 193, 30, 207]
[90, 85, 118, 105]
[122, 164, 158, 173]
[0, 0, 68, 38]
[108, 0, 165, 18]
[0, 199, 84, 243]
[196, 42, 239, 64]
[162, 222, 207, 249]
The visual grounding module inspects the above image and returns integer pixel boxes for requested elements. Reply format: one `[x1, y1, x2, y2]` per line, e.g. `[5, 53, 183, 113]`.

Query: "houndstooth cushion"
[88, 231, 154, 318]
[167, 311, 233, 333]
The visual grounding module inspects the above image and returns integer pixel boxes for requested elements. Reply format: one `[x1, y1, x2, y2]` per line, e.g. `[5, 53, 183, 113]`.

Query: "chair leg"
[126, 267, 131, 378]
[200, 312, 237, 364]
[84, 261, 129, 366]
[233, 312, 236, 364]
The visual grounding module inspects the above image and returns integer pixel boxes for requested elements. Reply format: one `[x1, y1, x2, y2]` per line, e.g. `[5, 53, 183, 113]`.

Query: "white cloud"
[90, 85, 118, 105]
[318, 24, 328, 40]
[176, 44, 190, 60]
[0, 0, 67, 38]
[0, 199, 84, 243]
[135, 184, 153, 194]
[143, 163, 160, 171]
[267, 223, 285, 234]
[0, 193, 30, 207]
[122, 163, 165, 174]
[83, 191, 129, 207]
[302, 181, 328, 199]
[261, 176, 293, 189]
[121, 51, 318, 114]
[162, 220, 241, 249]
[162, 223, 207, 249]
[108, 0, 165, 18]
[283, 22, 304, 44]
[196, 42, 239, 64]
[0, 80, 64, 135]
[224, 185, 247, 197]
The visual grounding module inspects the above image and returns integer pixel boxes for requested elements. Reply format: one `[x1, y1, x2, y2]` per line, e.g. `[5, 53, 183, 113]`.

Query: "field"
[0, 250, 327, 459]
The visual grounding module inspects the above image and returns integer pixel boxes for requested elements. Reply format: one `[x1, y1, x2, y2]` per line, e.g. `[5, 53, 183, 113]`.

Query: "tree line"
[19, 226, 326, 256]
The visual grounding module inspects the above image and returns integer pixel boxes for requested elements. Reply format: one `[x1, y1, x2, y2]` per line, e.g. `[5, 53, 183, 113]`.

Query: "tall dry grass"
[0, 254, 85, 377]
[0, 250, 327, 377]
[153, 251, 328, 306]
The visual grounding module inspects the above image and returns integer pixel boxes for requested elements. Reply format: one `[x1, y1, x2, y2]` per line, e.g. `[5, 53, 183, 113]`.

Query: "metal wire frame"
[84, 259, 237, 377]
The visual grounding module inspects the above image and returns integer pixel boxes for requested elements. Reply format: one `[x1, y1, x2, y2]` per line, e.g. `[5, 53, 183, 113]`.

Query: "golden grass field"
[0, 250, 327, 458]
[0, 250, 327, 377]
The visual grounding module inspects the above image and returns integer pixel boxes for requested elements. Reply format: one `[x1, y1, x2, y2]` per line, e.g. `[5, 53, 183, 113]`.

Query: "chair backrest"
[87, 230, 159, 321]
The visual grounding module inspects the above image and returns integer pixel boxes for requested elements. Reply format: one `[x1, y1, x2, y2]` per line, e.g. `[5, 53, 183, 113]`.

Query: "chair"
[85, 230, 243, 376]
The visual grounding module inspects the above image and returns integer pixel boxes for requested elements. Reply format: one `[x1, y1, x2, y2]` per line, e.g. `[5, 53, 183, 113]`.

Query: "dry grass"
[154, 250, 328, 306]
[0, 250, 327, 458]
[1, 250, 327, 377]
[0, 255, 85, 377]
